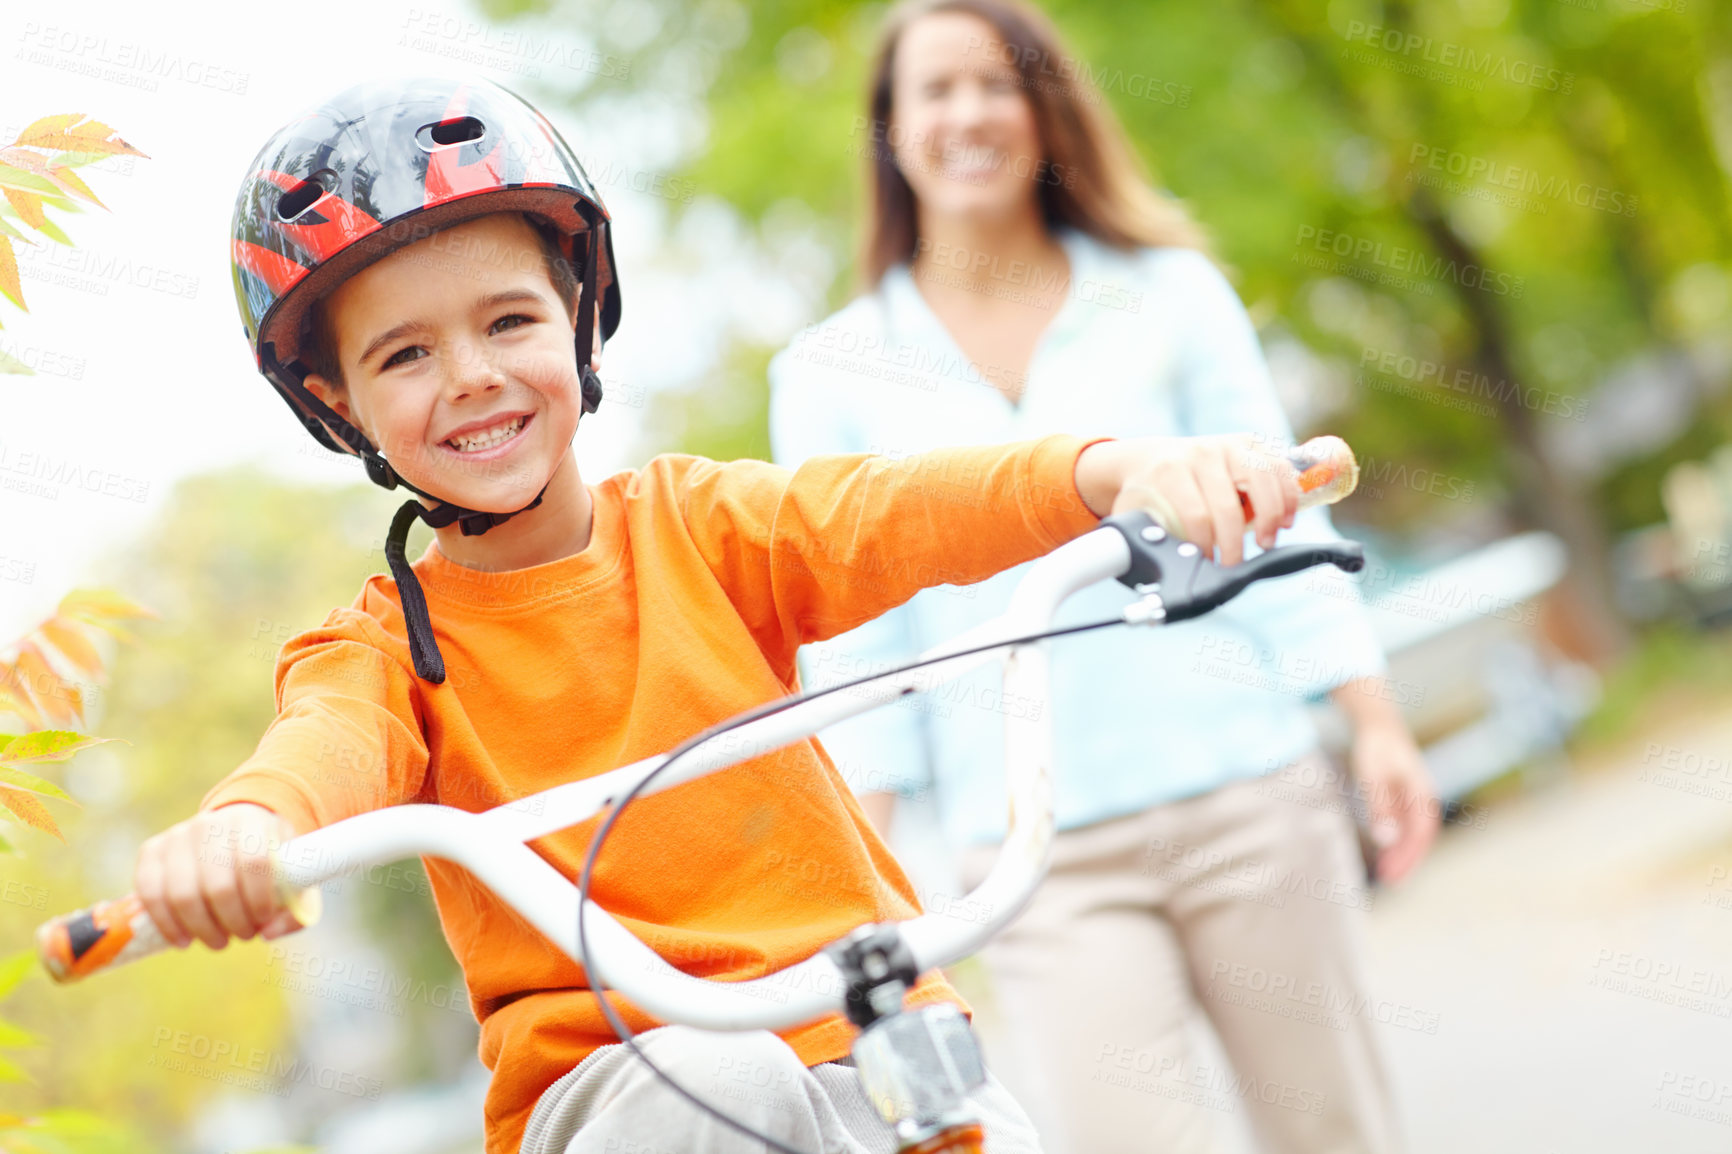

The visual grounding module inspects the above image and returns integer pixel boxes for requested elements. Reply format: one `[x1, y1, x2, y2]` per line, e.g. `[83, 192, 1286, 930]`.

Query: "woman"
[769, 3, 1437, 1153]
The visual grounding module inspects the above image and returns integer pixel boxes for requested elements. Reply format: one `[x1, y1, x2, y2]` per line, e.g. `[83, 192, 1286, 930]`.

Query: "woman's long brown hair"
[859, 0, 1207, 289]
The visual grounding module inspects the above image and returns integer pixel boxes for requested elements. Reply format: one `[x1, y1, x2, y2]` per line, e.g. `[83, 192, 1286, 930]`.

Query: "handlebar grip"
[37, 860, 323, 983]
[37, 893, 168, 983]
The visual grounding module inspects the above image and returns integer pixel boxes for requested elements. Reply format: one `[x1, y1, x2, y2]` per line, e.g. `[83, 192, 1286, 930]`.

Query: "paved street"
[1370, 700, 1732, 1153]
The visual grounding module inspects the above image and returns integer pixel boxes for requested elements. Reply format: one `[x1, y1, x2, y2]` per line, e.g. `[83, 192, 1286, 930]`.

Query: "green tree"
[492, 0, 1732, 656]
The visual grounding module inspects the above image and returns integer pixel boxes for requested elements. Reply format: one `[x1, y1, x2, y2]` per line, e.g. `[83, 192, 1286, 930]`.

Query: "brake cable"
[573, 514, 1365, 1150]
[575, 612, 1125, 1154]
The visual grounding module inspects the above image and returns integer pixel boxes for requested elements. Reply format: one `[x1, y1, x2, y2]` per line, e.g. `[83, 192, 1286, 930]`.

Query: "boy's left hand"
[1074, 435, 1300, 566]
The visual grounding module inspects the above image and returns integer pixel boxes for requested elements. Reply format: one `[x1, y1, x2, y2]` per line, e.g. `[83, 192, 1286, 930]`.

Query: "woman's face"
[889, 11, 1048, 225]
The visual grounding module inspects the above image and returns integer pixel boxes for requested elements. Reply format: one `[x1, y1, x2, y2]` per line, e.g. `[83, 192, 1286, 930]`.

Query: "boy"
[137, 77, 1299, 1153]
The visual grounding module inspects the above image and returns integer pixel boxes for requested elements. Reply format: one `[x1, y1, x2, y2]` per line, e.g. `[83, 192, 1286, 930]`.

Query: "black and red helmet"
[230, 74, 621, 459]
[229, 76, 624, 685]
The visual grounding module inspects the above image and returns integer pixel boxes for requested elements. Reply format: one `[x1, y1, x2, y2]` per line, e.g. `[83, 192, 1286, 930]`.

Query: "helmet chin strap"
[268, 224, 607, 685]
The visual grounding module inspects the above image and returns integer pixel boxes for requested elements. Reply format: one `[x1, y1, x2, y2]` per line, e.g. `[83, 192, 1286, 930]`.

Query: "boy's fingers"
[202, 835, 264, 940]
[233, 827, 281, 933]
[135, 845, 191, 950]
[203, 873, 258, 941]
[1142, 466, 1213, 554]
[260, 909, 303, 940]
[165, 828, 228, 950]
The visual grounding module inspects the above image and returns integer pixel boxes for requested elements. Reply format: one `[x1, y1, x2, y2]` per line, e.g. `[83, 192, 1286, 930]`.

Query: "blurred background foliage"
[0, 471, 465, 1149]
[489, 0, 1732, 656]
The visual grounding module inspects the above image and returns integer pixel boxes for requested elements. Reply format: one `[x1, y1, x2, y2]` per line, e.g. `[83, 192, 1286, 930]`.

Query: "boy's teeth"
[447, 415, 525, 452]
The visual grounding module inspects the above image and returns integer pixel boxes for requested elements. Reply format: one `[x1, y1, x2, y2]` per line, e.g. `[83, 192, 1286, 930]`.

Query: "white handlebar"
[26, 526, 1131, 1015]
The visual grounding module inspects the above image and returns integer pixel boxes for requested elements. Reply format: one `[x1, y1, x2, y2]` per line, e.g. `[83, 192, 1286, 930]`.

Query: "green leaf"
[0, 164, 59, 197]
[0, 766, 69, 802]
[0, 950, 36, 1000]
[0, 346, 32, 375]
[0, 1017, 36, 1048]
[30, 219, 70, 247]
[0, 732, 116, 765]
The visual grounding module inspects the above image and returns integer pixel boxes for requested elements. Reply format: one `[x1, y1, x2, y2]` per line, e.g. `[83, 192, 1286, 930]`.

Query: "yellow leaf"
[0, 346, 31, 375]
[16, 116, 147, 159]
[37, 619, 101, 677]
[0, 786, 62, 841]
[0, 191, 44, 232]
[10, 645, 72, 728]
[56, 588, 156, 630]
[0, 235, 21, 313]
[46, 165, 102, 209]
[14, 114, 81, 142]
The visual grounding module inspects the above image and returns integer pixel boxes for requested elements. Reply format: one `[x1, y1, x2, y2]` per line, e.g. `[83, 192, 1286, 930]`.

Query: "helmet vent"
[419, 117, 486, 150]
[276, 169, 336, 222]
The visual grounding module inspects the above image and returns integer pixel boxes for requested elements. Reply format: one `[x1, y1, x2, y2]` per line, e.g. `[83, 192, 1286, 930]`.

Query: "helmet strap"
[574, 219, 604, 415]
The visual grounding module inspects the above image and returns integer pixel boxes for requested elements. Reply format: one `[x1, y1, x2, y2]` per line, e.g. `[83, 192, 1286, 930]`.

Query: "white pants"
[520, 1024, 1045, 1153]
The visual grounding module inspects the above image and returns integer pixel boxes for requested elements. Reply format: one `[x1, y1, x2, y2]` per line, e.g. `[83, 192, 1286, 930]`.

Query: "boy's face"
[305, 213, 595, 514]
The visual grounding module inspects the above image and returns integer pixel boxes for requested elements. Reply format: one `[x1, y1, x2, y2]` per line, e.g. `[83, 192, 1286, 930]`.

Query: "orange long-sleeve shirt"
[202, 435, 1103, 1153]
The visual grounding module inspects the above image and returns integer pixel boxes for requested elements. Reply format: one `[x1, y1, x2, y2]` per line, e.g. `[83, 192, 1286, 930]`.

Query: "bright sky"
[0, 0, 824, 641]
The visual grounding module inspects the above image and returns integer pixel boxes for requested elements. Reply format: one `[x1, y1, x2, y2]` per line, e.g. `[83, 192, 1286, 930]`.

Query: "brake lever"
[1102, 511, 1365, 624]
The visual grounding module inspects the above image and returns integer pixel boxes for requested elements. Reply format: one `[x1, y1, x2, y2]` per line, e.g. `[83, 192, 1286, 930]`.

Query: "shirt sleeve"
[1166, 249, 1387, 696]
[200, 607, 431, 835]
[679, 434, 1104, 683]
[768, 344, 932, 801]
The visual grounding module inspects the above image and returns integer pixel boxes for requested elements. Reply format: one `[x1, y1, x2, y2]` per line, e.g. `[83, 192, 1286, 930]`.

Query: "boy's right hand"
[135, 803, 303, 950]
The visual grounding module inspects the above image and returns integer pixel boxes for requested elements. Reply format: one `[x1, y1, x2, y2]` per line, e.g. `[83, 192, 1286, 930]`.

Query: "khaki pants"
[959, 754, 1401, 1154]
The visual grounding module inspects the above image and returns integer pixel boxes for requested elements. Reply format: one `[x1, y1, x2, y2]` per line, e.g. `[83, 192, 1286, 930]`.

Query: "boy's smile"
[304, 212, 596, 520]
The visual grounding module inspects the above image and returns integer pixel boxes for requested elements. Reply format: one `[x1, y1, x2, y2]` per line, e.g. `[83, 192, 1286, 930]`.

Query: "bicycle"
[38, 442, 1364, 1154]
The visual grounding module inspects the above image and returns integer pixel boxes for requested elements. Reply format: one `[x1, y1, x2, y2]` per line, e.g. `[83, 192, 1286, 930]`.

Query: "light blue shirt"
[768, 230, 1386, 848]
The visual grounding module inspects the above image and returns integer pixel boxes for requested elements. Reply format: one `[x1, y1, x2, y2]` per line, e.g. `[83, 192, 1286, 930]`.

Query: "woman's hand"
[1074, 435, 1300, 565]
[1332, 678, 1440, 883]
[1351, 718, 1440, 883]
[134, 802, 305, 950]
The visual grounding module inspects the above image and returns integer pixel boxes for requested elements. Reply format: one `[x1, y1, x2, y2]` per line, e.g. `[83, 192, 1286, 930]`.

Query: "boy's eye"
[379, 315, 533, 369]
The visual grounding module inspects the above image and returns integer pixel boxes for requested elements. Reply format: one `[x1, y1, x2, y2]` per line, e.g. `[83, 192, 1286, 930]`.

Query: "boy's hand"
[135, 803, 304, 950]
[1074, 436, 1300, 566]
